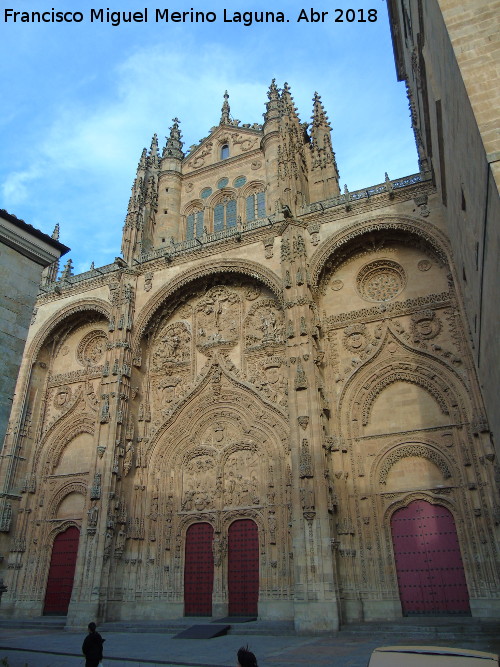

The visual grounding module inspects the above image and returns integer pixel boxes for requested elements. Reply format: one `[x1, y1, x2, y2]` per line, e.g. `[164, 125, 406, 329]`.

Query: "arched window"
[246, 191, 266, 221]
[186, 209, 204, 240]
[214, 199, 237, 232]
[220, 144, 229, 160]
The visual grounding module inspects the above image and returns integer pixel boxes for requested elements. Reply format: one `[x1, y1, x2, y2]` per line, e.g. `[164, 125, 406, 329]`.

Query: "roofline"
[386, 0, 407, 82]
[0, 209, 70, 255]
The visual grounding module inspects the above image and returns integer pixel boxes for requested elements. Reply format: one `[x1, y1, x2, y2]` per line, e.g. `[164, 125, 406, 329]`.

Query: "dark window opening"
[221, 144, 229, 160]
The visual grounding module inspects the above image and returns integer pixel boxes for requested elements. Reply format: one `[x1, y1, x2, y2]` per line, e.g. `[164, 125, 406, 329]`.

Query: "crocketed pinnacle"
[138, 147, 147, 171]
[51, 223, 60, 240]
[281, 82, 299, 120]
[264, 79, 280, 123]
[311, 92, 331, 130]
[149, 133, 159, 157]
[60, 258, 73, 280]
[163, 118, 184, 159]
[148, 133, 160, 168]
[220, 90, 231, 125]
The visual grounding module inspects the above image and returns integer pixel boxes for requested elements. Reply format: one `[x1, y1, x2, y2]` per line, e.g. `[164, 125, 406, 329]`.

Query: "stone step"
[0, 616, 66, 630]
[338, 618, 499, 639]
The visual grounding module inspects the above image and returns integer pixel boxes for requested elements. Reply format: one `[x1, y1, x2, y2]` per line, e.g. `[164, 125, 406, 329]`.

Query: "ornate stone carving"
[379, 444, 452, 485]
[151, 322, 191, 371]
[356, 259, 406, 302]
[224, 449, 260, 507]
[144, 272, 153, 292]
[294, 361, 308, 391]
[297, 416, 309, 430]
[411, 309, 441, 340]
[245, 299, 284, 349]
[53, 385, 72, 409]
[263, 238, 274, 259]
[418, 259, 432, 271]
[299, 438, 313, 478]
[77, 330, 108, 366]
[182, 454, 216, 511]
[343, 323, 368, 353]
[0, 501, 12, 532]
[212, 534, 227, 567]
[196, 286, 240, 349]
[90, 472, 102, 500]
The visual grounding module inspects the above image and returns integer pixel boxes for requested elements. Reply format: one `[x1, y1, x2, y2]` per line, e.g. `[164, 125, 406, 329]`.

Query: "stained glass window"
[233, 176, 247, 188]
[217, 177, 229, 189]
[214, 199, 236, 232]
[245, 191, 266, 221]
[200, 187, 212, 199]
[186, 210, 204, 240]
[214, 203, 225, 232]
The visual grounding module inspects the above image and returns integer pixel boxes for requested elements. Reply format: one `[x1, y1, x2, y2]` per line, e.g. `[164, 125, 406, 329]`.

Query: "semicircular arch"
[132, 260, 283, 351]
[27, 298, 111, 363]
[309, 214, 452, 294]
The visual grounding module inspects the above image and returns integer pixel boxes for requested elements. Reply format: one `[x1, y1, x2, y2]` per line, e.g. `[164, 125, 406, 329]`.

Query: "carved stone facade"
[0, 85, 498, 632]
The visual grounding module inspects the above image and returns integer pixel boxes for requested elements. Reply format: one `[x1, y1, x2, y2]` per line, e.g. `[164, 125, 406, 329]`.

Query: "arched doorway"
[184, 522, 214, 616]
[43, 526, 80, 615]
[391, 500, 470, 615]
[228, 519, 259, 616]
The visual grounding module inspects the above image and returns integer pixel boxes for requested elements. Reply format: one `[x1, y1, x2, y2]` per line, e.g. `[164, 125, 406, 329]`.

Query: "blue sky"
[0, 1, 418, 273]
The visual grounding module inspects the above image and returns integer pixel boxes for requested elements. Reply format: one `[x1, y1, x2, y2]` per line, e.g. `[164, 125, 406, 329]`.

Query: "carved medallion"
[77, 330, 108, 366]
[53, 385, 72, 409]
[356, 260, 406, 302]
[411, 309, 441, 340]
[343, 323, 368, 352]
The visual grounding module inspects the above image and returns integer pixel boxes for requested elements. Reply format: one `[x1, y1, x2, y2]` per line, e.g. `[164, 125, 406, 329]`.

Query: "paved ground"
[0, 621, 499, 667]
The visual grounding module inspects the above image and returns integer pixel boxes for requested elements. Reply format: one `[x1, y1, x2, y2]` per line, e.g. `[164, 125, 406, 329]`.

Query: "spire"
[51, 223, 60, 240]
[264, 79, 280, 123]
[149, 133, 159, 156]
[308, 91, 340, 200]
[60, 258, 73, 280]
[148, 133, 160, 168]
[138, 147, 147, 170]
[311, 92, 331, 130]
[220, 90, 231, 125]
[162, 118, 184, 159]
[281, 82, 299, 120]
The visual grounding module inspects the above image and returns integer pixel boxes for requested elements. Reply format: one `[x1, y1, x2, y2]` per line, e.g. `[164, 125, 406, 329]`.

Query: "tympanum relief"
[144, 280, 287, 430]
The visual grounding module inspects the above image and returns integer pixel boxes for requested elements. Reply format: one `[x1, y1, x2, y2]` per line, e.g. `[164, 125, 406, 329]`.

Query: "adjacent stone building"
[0, 81, 498, 631]
[387, 0, 500, 458]
[0, 210, 69, 445]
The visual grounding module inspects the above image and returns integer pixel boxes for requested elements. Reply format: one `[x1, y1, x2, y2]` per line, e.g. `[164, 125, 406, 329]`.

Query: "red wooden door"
[391, 500, 470, 615]
[184, 522, 214, 616]
[228, 519, 259, 616]
[43, 526, 79, 615]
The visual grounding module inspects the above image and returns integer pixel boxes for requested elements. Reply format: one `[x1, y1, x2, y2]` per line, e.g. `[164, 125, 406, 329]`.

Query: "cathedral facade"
[0, 83, 498, 632]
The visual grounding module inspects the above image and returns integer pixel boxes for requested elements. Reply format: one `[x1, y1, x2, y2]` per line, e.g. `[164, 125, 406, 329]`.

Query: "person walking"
[82, 621, 105, 667]
[237, 645, 258, 667]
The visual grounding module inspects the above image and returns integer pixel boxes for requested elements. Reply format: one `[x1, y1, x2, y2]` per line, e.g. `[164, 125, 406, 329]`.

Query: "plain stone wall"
[398, 0, 500, 456]
[0, 244, 43, 445]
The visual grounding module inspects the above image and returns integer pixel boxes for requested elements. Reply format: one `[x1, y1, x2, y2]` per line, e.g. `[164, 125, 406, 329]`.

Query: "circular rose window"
[356, 260, 406, 302]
